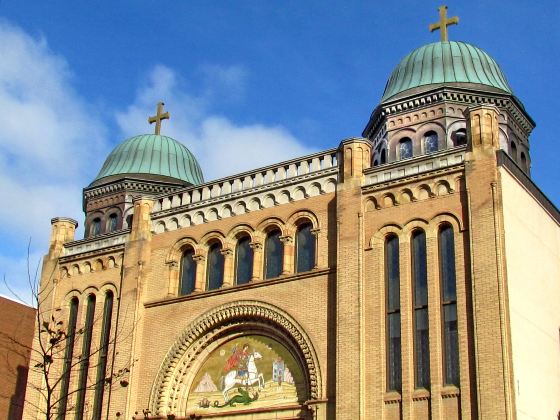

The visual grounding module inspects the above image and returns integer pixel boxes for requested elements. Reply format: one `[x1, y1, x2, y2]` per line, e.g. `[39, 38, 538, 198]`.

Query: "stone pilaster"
[221, 248, 234, 287]
[280, 235, 294, 275]
[250, 242, 263, 281]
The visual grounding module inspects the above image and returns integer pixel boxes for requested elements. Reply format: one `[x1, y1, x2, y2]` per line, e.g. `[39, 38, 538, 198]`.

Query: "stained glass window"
[107, 213, 118, 232]
[93, 291, 114, 420]
[386, 235, 401, 391]
[296, 223, 315, 273]
[265, 230, 283, 279]
[425, 131, 438, 154]
[207, 243, 224, 290]
[235, 237, 253, 285]
[412, 230, 430, 388]
[57, 298, 79, 420]
[439, 225, 459, 386]
[76, 294, 96, 418]
[399, 138, 413, 160]
[180, 249, 196, 295]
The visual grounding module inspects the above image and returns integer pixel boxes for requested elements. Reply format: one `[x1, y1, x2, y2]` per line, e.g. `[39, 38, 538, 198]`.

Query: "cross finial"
[429, 5, 459, 42]
[148, 102, 170, 135]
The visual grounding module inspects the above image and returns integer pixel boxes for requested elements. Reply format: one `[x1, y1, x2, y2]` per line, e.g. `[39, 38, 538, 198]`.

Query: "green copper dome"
[92, 134, 204, 186]
[381, 41, 512, 102]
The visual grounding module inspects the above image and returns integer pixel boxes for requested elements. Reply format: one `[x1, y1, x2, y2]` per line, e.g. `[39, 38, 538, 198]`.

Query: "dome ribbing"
[381, 41, 512, 102]
[92, 134, 204, 186]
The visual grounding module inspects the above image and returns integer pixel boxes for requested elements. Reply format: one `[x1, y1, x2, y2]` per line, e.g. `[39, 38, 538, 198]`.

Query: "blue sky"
[0, 1, 558, 301]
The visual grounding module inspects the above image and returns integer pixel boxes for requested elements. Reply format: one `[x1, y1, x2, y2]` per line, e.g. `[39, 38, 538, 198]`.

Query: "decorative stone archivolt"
[148, 301, 321, 416]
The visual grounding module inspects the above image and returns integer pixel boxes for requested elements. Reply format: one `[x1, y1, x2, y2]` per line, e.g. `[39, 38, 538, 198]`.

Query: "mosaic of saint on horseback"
[187, 335, 306, 413]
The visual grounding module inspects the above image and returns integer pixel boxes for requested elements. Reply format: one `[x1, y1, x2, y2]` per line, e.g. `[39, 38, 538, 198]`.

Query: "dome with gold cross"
[381, 6, 513, 103]
[90, 103, 204, 187]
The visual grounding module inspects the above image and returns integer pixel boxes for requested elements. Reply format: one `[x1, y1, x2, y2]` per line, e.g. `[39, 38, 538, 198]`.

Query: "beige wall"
[501, 168, 560, 419]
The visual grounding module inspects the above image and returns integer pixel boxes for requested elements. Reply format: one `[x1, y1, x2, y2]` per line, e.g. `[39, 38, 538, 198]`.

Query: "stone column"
[311, 227, 321, 269]
[166, 260, 180, 296]
[193, 255, 206, 291]
[280, 235, 294, 275]
[221, 248, 234, 287]
[250, 242, 263, 281]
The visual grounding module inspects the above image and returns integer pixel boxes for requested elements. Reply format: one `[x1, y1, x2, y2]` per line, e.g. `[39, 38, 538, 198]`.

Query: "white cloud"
[0, 21, 109, 294]
[116, 64, 313, 181]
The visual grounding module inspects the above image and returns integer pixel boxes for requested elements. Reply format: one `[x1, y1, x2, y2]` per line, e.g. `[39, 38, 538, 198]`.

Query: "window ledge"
[144, 267, 334, 308]
[412, 388, 431, 401]
[441, 385, 460, 398]
[384, 391, 402, 404]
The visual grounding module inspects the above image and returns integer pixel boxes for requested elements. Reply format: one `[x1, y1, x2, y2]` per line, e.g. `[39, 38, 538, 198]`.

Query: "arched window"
[90, 217, 101, 237]
[264, 229, 283, 279]
[510, 141, 518, 162]
[235, 236, 253, 285]
[439, 225, 459, 386]
[424, 131, 438, 154]
[520, 152, 527, 171]
[386, 234, 401, 391]
[296, 223, 315, 273]
[373, 158, 379, 167]
[380, 149, 387, 164]
[92, 291, 114, 420]
[107, 213, 118, 232]
[76, 294, 96, 418]
[57, 298, 79, 420]
[180, 248, 197, 295]
[126, 214, 133, 229]
[399, 137, 413, 160]
[454, 128, 467, 146]
[206, 243, 224, 290]
[412, 230, 430, 388]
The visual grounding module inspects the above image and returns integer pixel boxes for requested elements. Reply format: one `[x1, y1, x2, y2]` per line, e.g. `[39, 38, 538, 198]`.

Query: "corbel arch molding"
[430, 212, 465, 233]
[286, 209, 320, 236]
[257, 216, 286, 236]
[148, 300, 322, 416]
[369, 223, 402, 249]
[226, 223, 256, 248]
[200, 230, 226, 249]
[166, 237, 199, 265]
[402, 218, 431, 241]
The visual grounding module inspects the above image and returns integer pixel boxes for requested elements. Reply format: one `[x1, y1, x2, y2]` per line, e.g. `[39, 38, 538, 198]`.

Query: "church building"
[23, 6, 560, 420]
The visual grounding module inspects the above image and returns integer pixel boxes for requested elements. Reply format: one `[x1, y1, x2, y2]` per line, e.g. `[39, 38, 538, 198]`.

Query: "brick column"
[250, 242, 263, 281]
[221, 248, 234, 287]
[280, 235, 294, 275]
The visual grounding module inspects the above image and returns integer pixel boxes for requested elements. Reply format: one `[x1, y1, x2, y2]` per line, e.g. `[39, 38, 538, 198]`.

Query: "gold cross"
[429, 5, 459, 42]
[148, 102, 170, 135]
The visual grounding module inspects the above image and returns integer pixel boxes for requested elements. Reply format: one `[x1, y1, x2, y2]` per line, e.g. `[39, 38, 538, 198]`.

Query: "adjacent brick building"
[23, 9, 560, 420]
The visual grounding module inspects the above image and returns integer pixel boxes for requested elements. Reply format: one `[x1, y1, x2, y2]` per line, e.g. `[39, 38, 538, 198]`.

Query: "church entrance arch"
[149, 301, 321, 418]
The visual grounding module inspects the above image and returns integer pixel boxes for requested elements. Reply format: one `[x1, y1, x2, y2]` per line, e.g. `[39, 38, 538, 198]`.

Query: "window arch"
[206, 242, 224, 290]
[380, 149, 387, 164]
[510, 141, 518, 162]
[76, 294, 96, 418]
[57, 297, 79, 420]
[520, 152, 527, 171]
[453, 128, 467, 146]
[264, 229, 283, 279]
[399, 137, 413, 160]
[424, 131, 438, 154]
[90, 217, 102, 237]
[386, 234, 401, 391]
[180, 248, 197, 295]
[296, 222, 315, 273]
[439, 225, 459, 386]
[412, 230, 430, 388]
[235, 236, 253, 285]
[107, 213, 118, 232]
[92, 291, 114, 420]
[125, 214, 133, 229]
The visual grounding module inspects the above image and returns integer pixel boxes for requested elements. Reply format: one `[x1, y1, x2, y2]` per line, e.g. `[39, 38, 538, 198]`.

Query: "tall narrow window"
[386, 235, 402, 391]
[90, 218, 101, 237]
[75, 294, 96, 419]
[125, 214, 133, 229]
[399, 138, 413, 159]
[107, 213, 118, 232]
[424, 131, 438, 153]
[439, 225, 459, 386]
[180, 248, 196, 295]
[206, 243, 224, 290]
[453, 128, 467, 146]
[235, 236, 253, 285]
[92, 291, 114, 420]
[510, 141, 518, 162]
[57, 298, 79, 420]
[380, 149, 387, 164]
[296, 223, 315, 273]
[265, 229, 283, 279]
[520, 152, 527, 171]
[412, 230, 430, 388]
